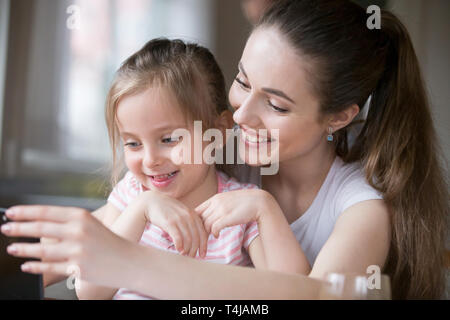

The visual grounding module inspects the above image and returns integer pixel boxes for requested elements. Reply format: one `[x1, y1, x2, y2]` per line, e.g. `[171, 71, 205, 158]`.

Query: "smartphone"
[0, 207, 44, 299]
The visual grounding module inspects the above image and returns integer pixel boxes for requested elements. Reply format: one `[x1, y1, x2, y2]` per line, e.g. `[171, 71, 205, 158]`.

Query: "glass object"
[318, 272, 391, 300]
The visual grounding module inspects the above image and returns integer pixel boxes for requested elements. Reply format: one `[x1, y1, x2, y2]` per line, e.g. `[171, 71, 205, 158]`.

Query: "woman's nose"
[232, 94, 261, 128]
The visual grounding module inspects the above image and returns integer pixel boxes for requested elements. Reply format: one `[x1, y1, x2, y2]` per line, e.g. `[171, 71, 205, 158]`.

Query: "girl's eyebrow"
[119, 124, 186, 137]
[238, 61, 295, 104]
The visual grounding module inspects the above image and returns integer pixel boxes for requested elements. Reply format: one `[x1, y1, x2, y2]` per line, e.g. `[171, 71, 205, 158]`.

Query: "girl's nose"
[142, 145, 164, 169]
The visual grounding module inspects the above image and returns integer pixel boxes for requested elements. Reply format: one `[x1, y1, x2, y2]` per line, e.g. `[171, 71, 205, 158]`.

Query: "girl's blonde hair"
[105, 38, 229, 187]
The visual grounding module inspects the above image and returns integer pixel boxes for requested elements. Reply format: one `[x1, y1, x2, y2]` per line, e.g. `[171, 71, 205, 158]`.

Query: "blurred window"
[0, 0, 214, 199]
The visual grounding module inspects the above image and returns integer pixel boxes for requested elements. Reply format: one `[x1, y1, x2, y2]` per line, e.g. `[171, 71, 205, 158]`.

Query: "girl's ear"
[215, 110, 235, 134]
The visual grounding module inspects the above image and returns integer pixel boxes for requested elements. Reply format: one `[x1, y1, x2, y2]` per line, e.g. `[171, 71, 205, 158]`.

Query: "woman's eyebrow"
[239, 61, 295, 104]
[238, 61, 248, 78]
[261, 87, 295, 104]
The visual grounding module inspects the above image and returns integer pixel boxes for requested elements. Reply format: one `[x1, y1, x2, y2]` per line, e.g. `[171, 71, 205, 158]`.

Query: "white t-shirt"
[290, 157, 383, 266]
[235, 157, 383, 266]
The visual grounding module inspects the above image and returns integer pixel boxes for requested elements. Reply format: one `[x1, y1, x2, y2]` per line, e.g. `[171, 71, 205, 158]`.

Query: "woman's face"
[229, 27, 329, 166]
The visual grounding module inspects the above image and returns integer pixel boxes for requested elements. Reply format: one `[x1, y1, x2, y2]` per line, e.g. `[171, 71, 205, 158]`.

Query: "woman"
[2, 0, 448, 299]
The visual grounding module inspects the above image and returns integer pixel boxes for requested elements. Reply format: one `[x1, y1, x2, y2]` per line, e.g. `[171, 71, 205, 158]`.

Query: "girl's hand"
[0, 205, 138, 286]
[143, 192, 208, 258]
[195, 189, 275, 238]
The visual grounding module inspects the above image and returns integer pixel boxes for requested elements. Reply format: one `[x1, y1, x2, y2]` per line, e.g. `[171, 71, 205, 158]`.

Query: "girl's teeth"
[154, 171, 177, 179]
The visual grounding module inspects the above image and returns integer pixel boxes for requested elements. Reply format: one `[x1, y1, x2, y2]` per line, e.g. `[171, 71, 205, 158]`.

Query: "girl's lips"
[148, 170, 179, 188]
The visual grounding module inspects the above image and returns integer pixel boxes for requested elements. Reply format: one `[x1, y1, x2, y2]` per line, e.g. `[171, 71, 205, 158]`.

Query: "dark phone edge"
[1, 207, 45, 300]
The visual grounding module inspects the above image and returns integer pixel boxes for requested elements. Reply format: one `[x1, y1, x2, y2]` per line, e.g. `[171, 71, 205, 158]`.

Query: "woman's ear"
[328, 104, 360, 131]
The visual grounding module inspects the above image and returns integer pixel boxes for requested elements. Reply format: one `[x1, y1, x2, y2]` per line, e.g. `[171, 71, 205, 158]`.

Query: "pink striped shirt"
[107, 170, 259, 300]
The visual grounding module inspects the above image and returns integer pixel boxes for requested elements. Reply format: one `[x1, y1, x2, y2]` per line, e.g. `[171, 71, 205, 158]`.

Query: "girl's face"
[229, 27, 329, 165]
[116, 86, 215, 200]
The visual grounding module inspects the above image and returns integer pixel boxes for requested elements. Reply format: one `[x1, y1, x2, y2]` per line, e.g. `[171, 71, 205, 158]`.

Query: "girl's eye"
[162, 136, 182, 144]
[234, 77, 250, 90]
[267, 100, 288, 113]
[124, 142, 140, 148]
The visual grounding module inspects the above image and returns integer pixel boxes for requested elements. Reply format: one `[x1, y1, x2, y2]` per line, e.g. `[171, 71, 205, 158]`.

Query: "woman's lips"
[147, 170, 179, 188]
[240, 129, 273, 148]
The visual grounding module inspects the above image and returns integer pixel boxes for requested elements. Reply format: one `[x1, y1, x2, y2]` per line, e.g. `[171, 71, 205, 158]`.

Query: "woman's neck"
[264, 142, 336, 198]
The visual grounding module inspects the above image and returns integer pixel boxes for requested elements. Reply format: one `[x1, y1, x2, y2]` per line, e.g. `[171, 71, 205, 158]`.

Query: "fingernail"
[1, 224, 11, 234]
[7, 245, 17, 254]
[6, 208, 16, 218]
[21, 264, 31, 272]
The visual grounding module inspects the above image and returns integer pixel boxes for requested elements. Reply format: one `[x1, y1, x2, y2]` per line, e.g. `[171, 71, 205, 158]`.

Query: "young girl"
[74, 38, 307, 299]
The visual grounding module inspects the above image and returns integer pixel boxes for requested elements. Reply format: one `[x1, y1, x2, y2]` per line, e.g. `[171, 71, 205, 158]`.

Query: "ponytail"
[360, 10, 448, 299]
[261, 0, 448, 299]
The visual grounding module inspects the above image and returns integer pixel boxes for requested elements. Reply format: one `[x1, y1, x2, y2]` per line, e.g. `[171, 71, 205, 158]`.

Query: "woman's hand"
[0, 205, 138, 287]
[142, 192, 208, 258]
[195, 189, 275, 238]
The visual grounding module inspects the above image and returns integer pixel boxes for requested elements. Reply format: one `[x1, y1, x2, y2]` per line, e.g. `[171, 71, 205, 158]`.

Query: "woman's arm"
[43, 203, 120, 288]
[2, 205, 325, 299]
[75, 202, 123, 300]
[309, 199, 391, 279]
[119, 241, 323, 299]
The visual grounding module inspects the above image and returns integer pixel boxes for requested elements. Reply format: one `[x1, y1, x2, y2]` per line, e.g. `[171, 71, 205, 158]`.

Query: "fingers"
[167, 213, 204, 258]
[5, 205, 85, 222]
[7, 242, 70, 260]
[1, 221, 67, 239]
[194, 199, 210, 214]
[184, 217, 199, 258]
[210, 214, 236, 238]
[166, 224, 184, 254]
[202, 207, 221, 235]
[20, 261, 71, 276]
[193, 215, 208, 258]
[175, 218, 192, 256]
[211, 218, 227, 238]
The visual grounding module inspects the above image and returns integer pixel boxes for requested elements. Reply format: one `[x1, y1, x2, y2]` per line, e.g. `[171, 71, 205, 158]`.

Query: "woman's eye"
[235, 77, 250, 90]
[267, 100, 288, 113]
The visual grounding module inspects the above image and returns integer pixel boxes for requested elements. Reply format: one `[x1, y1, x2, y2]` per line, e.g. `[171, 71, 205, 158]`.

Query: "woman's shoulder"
[331, 157, 373, 188]
[329, 157, 383, 216]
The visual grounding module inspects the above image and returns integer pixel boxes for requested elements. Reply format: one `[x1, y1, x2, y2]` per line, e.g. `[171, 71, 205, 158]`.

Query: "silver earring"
[327, 127, 334, 142]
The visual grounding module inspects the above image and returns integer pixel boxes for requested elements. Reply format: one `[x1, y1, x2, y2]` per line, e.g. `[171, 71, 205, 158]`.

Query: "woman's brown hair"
[260, 0, 448, 299]
[105, 38, 229, 186]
